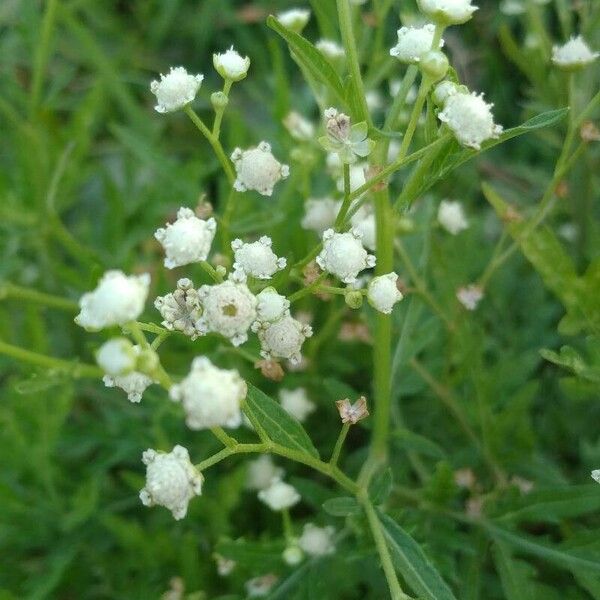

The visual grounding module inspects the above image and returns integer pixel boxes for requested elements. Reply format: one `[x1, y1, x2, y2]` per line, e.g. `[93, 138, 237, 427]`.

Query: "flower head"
[437, 199, 469, 234]
[301, 197, 341, 235]
[96, 337, 136, 376]
[350, 204, 376, 251]
[390, 24, 444, 64]
[368, 273, 404, 314]
[283, 111, 315, 141]
[150, 67, 203, 113]
[245, 574, 279, 598]
[591, 470, 600, 484]
[231, 142, 289, 196]
[276, 8, 311, 32]
[298, 523, 336, 557]
[316, 39, 345, 62]
[254, 315, 313, 365]
[255, 287, 290, 323]
[279, 387, 316, 422]
[417, 0, 478, 25]
[258, 478, 301, 511]
[139, 445, 203, 520]
[438, 90, 503, 150]
[154, 207, 216, 269]
[196, 275, 257, 346]
[75, 270, 150, 331]
[336, 396, 369, 424]
[552, 36, 599, 70]
[232, 236, 287, 279]
[456, 284, 484, 310]
[316, 228, 376, 283]
[319, 108, 374, 164]
[154, 278, 202, 339]
[213, 46, 251, 81]
[169, 357, 246, 429]
[246, 455, 284, 490]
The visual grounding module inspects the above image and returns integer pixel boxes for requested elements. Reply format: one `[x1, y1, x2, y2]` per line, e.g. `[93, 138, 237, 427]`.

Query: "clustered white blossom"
[154, 207, 216, 269]
[437, 199, 469, 234]
[279, 387, 316, 422]
[169, 357, 246, 430]
[276, 8, 311, 32]
[150, 66, 204, 113]
[298, 523, 336, 557]
[232, 236, 287, 279]
[213, 46, 251, 81]
[317, 228, 376, 283]
[75, 270, 150, 331]
[350, 204, 376, 251]
[102, 345, 155, 403]
[246, 455, 284, 490]
[139, 445, 203, 520]
[390, 24, 444, 64]
[96, 337, 136, 376]
[154, 278, 202, 339]
[367, 273, 404, 314]
[258, 478, 301, 511]
[417, 0, 478, 24]
[232, 142, 290, 196]
[301, 197, 340, 235]
[253, 315, 313, 365]
[552, 36, 599, 70]
[255, 287, 290, 323]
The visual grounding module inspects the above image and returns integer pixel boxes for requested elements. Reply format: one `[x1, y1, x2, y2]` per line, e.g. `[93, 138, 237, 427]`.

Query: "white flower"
[254, 315, 313, 365]
[326, 151, 343, 177]
[154, 207, 216, 269]
[169, 357, 246, 429]
[279, 387, 316, 422]
[213, 46, 250, 81]
[368, 273, 404, 314]
[102, 345, 154, 402]
[231, 142, 290, 196]
[316, 39, 345, 61]
[366, 90, 383, 112]
[258, 478, 300, 511]
[417, 0, 478, 25]
[246, 455, 284, 490]
[552, 36, 599, 70]
[456, 284, 484, 310]
[75, 270, 150, 331]
[150, 66, 204, 113]
[283, 546, 304, 565]
[336, 164, 367, 196]
[245, 574, 278, 598]
[591, 470, 600, 484]
[139, 445, 203, 520]
[276, 8, 311, 32]
[215, 554, 237, 576]
[432, 80, 459, 107]
[154, 278, 202, 339]
[390, 24, 444, 64]
[298, 524, 336, 557]
[437, 200, 469, 234]
[283, 111, 315, 141]
[350, 205, 376, 251]
[438, 90, 503, 150]
[196, 277, 257, 346]
[317, 228, 376, 283]
[255, 287, 290, 323]
[302, 197, 341, 235]
[319, 108, 374, 164]
[96, 337, 136, 376]
[232, 236, 286, 279]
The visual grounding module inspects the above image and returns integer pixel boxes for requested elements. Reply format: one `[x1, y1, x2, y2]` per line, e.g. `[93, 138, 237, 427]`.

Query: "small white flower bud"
[456, 284, 484, 310]
[258, 478, 301, 511]
[102, 345, 154, 402]
[169, 357, 246, 430]
[390, 24, 444, 64]
[301, 197, 341, 236]
[316, 228, 376, 284]
[276, 8, 311, 33]
[231, 142, 289, 197]
[283, 111, 315, 141]
[420, 50, 449, 81]
[196, 277, 257, 346]
[154, 278, 202, 339]
[245, 574, 279, 598]
[215, 554, 236, 576]
[254, 315, 313, 365]
[255, 287, 290, 323]
[350, 205, 376, 251]
[591, 470, 600, 484]
[246, 455, 284, 490]
[552, 36, 599, 70]
[298, 524, 336, 557]
[154, 207, 216, 269]
[279, 387, 316, 422]
[213, 46, 251, 81]
[283, 546, 304, 566]
[437, 200, 469, 234]
[75, 270, 150, 331]
[316, 39, 345, 62]
[438, 90, 503, 150]
[150, 66, 204, 114]
[96, 337, 136, 376]
[139, 445, 203, 520]
[232, 236, 287, 279]
[211, 91, 229, 110]
[368, 273, 404, 314]
[432, 80, 459, 107]
[417, 0, 478, 25]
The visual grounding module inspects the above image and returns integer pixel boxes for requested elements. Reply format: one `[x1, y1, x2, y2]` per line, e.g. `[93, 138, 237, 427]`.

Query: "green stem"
[212, 79, 233, 139]
[334, 163, 352, 227]
[383, 66, 419, 133]
[184, 106, 235, 184]
[0, 339, 103, 379]
[289, 273, 327, 303]
[211, 427, 237, 448]
[219, 187, 238, 256]
[199, 260, 224, 283]
[0, 283, 78, 312]
[282, 508, 295, 543]
[329, 423, 350, 467]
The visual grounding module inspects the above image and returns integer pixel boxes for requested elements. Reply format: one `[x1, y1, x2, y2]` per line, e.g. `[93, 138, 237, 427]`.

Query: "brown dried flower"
[336, 396, 369, 424]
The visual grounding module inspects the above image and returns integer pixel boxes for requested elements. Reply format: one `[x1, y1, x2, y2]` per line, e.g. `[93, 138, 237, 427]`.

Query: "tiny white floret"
[255, 287, 290, 323]
[246, 455, 284, 490]
[552, 36, 599, 70]
[301, 197, 341, 235]
[139, 445, 203, 520]
[154, 207, 216, 269]
[417, 0, 478, 25]
[169, 357, 246, 429]
[96, 337, 137, 376]
[75, 270, 150, 331]
[102, 345, 154, 402]
[390, 24, 444, 64]
[258, 478, 301, 511]
[154, 278, 202, 339]
[456, 284, 484, 310]
[368, 273, 404, 314]
[316, 39, 345, 61]
[276, 8, 311, 32]
[279, 387, 316, 422]
[213, 46, 251, 81]
[437, 200, 469, 234]
[298, 523, 336, 557]
[254, 315, 313, 365]
[231, 142, 289, 197]
[232, 236, 286, 279]
[591, 470, 600, 484]
[150, 66, 203, 113]
[350, 205, 376, 251]
[283, 111, 315, 141]
[316, 228, 376, 283]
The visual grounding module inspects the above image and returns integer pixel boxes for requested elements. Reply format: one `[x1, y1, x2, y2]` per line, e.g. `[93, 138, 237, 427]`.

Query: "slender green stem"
[383, 66, 418, 133]
[282, 509, 295, 543]
[196, 443, 268, 471]
[0, 282, 78, 312]
[396, 78, 430, 160]
[199, 260, 223, 283]
[335, 163, 352, 226]
[0, 339, 103, 379]
[184, 106, 235, 184]
[211, 427, 237, 448]
[329, 423, 350, 467]
[219, 187, 238, 256]
[212, 79, 233, 138]
[289, 273, 327, 303]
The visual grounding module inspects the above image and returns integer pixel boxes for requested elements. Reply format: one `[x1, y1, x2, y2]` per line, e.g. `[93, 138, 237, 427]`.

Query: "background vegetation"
[0, 0, 599, 598]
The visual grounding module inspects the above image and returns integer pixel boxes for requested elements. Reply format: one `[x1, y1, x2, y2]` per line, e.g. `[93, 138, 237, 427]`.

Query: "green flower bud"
[211, 91, 229, 110]
[420, 50, 449, 82]
[345, 290, 364, 309]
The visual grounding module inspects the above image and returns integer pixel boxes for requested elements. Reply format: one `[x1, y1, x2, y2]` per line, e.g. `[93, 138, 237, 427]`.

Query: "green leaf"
[244, 384, 320, 458]
[369, 468, 393, 505]
[491, 541, 535, 600]
[378, 511, 458, 600]
[392, 428, 446, 459]
[540, 347, 600, 383]
[267, 16, 346, 105]
[322, 496, 361, 517]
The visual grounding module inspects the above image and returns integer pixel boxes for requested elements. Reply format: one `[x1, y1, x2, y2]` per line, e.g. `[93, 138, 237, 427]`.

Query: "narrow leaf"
[323, 496, 361, 517]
